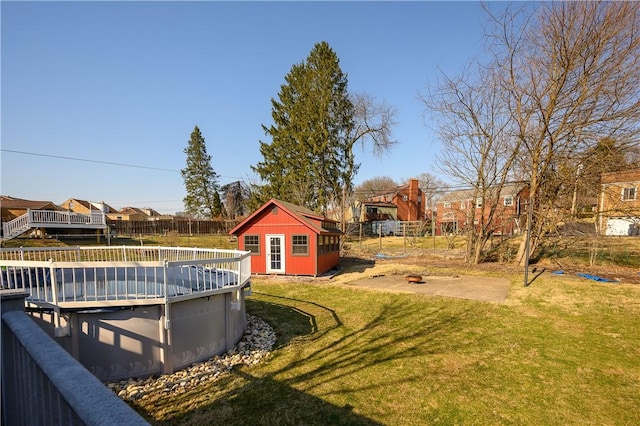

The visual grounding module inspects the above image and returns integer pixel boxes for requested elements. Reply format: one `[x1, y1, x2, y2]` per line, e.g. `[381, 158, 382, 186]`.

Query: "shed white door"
[266, 234, 285, 273]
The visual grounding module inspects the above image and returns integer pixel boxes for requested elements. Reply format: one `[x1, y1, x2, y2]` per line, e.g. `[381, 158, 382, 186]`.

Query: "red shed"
[229, 199, 342, 276]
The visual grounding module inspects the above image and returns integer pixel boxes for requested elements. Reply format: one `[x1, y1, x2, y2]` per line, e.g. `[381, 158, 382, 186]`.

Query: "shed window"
[292, 235, 309, 255]
[318, 235, 339, 254]
[476, 198, 483, 208]
[622, 187, 636, 201]
[244, 235, 260, 255]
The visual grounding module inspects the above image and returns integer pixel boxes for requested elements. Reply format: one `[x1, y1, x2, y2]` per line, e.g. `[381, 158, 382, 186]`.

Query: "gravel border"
[107, 314, 276, 402]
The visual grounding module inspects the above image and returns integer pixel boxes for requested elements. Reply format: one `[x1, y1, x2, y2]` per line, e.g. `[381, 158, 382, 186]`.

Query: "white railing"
[2, 209, 107, 239]
[29, 209, 106, 226]
[0, 246, 252, 308]
[2, 213, 31, 238]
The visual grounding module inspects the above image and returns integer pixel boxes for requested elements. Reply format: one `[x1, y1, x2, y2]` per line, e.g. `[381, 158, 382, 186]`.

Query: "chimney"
[411, 179, 420, 220]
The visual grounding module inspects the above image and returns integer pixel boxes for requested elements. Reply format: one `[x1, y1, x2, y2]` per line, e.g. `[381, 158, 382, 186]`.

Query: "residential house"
[229, 199, 343, 276]
[107, 207, 157, 222]
[368, 179, 425, 221]
[1, 196, 60, 223]
[435, 184, 528, 236]
[348, 201, 397, 223]
[598, 169, 640, 235]
[61, 198, 117, 214]
[1, 196, 108, 240]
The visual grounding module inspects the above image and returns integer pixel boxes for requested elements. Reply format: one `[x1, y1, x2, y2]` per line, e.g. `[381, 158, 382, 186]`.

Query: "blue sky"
[2, 1, 494, 214]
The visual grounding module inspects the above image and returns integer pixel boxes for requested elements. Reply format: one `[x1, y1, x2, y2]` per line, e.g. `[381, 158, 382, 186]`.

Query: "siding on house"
[435, 184, 528, 236]
[599, 169, 640, 235]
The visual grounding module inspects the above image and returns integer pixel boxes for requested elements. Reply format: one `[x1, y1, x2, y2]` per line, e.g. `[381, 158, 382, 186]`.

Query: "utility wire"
[1, 148, 245, 181]
[2, 148, 178, 172]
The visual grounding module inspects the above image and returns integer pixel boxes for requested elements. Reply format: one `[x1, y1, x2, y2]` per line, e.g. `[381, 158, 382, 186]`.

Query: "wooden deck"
[1, 209, 107, 240]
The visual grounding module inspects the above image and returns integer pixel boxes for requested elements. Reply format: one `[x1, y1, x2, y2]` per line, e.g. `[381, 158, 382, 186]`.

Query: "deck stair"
[2, 209, 107, 241]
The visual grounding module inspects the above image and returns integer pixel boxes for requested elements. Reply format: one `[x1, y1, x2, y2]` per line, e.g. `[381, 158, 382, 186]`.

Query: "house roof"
[63, 198, 118, 213]
[141, 208, 163, 216]
[229, 199, 342, 236]
[0, 196, 60, 210]
[601, 169, 640, 184]
[117, 207, 148, 215]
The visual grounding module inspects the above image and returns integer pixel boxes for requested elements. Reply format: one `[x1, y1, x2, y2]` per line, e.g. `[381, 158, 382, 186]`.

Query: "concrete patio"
[348, 273, 511, 303]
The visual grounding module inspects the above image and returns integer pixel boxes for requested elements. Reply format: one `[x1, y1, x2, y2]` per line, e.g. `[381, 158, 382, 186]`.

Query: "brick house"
[598, 169, 640, 235]
[435, 184, 528, 236]
[367, 179, 426, 221]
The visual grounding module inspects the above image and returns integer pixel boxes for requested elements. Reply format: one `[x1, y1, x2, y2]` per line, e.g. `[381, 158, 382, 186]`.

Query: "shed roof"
[229, 199, 342, 236]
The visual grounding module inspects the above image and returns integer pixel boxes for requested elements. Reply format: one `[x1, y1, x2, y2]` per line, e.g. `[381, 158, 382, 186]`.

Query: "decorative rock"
[106, 314, 276, 402]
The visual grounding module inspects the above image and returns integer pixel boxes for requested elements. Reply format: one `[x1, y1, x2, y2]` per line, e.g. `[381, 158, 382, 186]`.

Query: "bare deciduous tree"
[354, 176, 398, 201]
[426, 2, 640, 265]
[486, 1, 640, 265]
[421, 62, 520, 264]
[329, 93, 398, 232]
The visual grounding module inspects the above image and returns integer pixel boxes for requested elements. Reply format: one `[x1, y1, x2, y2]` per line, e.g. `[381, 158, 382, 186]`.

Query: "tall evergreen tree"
[252, 41, 355, 214]
[211, 191, 225, 218]
[181, 126, 220, 218]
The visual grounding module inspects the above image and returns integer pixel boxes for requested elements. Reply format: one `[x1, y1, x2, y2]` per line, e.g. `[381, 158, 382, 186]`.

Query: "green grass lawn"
[132, 273, 640, 425]
[6, 234, 638, 424]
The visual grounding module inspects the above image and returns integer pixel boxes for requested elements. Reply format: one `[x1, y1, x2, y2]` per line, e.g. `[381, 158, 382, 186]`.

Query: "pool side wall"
[28, 289, 247, 382]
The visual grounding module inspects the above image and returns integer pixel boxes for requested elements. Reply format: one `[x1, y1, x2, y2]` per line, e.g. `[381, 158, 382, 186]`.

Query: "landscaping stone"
[106, 314, 276, 401]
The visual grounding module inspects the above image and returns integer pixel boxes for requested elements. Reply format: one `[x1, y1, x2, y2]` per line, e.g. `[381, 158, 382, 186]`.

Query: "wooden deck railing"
[2, 209, 107, 239]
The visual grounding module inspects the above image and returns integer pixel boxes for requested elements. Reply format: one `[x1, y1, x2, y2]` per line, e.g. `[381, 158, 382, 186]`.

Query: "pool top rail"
[0, 246, 252, 309]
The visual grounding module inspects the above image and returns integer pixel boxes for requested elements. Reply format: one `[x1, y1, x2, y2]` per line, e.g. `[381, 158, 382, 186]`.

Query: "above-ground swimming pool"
[0, 246, 252, 381]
